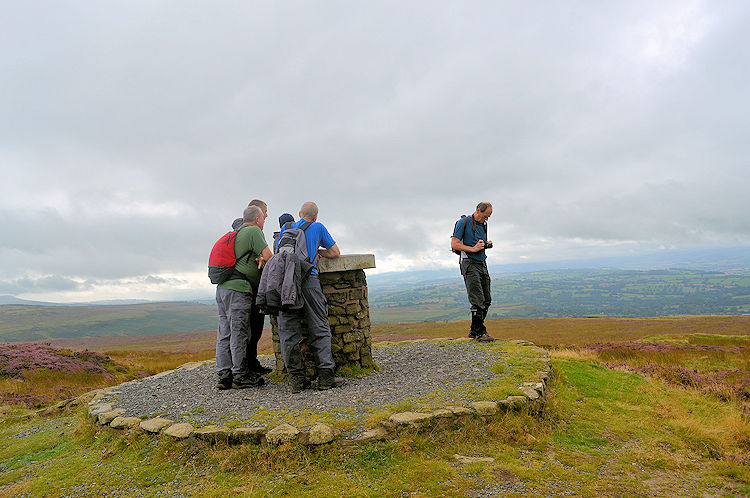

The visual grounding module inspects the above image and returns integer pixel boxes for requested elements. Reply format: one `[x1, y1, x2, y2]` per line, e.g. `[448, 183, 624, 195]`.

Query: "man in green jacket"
[215, 204, 273, 390]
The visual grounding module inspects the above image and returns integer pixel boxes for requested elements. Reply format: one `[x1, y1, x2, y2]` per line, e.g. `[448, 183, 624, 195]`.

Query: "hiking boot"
[317, 368, 345, 390]
[470, 312, 485, 337]
[232, 374, 265, 389]
[216, 372, 233, 390]
[290, 376, 311, 394]
[474, 333, 496, 342]
[250, 364, 273, 375]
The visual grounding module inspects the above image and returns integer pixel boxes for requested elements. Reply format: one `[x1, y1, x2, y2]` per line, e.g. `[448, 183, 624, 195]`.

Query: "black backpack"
[452, 215, 487, 255]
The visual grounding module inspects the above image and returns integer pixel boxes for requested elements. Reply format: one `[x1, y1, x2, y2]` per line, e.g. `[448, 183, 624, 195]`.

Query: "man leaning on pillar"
[276, 201, 345, 393]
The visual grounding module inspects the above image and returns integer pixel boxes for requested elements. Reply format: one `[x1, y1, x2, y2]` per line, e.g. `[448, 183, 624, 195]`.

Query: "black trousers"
[247, 292, 265, 369]
[460, 258, 491, 313]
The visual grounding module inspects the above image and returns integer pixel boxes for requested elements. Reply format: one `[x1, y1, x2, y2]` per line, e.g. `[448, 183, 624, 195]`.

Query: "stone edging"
[81, 340, 552, 448]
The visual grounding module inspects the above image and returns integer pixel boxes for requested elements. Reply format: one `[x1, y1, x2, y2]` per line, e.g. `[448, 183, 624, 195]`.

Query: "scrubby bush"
[0, 342, 112, 379]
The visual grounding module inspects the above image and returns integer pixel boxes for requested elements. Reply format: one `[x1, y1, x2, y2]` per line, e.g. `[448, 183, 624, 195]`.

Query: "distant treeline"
[0, 302, 217, 343]
[369, 269, 750, 322]
[2, 269, 748, 342]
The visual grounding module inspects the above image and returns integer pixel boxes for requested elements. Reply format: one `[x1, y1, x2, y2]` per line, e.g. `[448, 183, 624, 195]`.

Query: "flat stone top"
[317, 254, 375, 273]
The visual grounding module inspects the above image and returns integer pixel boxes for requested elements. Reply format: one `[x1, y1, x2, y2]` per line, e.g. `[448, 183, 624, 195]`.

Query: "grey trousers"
[277, 276, 335, 377]
[215, 287, 252, 379]
[460, 258, 492, 312]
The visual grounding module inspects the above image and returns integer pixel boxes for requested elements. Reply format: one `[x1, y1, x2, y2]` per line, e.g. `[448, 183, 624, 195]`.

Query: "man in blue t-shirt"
[451, 202, 496, 342]
[276, 201, 344, 392]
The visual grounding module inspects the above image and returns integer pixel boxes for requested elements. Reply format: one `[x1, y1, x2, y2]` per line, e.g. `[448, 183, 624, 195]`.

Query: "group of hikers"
[212, 200, 344, 393]
[211, 199, 496, 393]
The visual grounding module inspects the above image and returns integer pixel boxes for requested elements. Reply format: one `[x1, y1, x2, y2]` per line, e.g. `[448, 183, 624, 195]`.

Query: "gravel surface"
[99, 341, 501, 435]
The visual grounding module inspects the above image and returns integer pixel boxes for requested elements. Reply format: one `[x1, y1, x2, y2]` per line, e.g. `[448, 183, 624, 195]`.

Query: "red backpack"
[208, 227, 253, 285]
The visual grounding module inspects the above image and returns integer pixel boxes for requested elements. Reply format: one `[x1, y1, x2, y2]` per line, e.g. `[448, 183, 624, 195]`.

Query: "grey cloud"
[0, 275, 88, 295]
[1, 1, 749, 299]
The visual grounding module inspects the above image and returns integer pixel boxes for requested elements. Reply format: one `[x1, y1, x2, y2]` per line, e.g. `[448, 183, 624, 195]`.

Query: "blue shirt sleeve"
[275, 225, 285, 251]
[319, 224, 335, 249]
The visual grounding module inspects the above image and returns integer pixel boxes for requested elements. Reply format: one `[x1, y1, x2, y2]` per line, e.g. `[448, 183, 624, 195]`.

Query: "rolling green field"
[0, 303, 217, 343]
[1, 268, 749, 343]
[370, 268, 750, 322]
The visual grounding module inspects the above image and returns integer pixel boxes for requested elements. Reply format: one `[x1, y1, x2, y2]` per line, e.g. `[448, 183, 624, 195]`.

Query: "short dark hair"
[248, 199, 267, 212]
[476, 202, 492, 213]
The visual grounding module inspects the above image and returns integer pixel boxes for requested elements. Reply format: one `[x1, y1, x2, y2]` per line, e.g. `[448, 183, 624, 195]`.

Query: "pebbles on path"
[99, 341, 500, 434]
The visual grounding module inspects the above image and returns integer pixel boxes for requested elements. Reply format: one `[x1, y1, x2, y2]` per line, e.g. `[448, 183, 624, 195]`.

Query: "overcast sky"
[1, 1, 748, 302]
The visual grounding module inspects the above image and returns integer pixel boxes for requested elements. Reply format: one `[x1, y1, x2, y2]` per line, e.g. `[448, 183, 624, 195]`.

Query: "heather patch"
[578, 338, 750, 416]
[582, 341, 745, 354]
[604, 362, 750, 416]
[0, 343, 112, 379]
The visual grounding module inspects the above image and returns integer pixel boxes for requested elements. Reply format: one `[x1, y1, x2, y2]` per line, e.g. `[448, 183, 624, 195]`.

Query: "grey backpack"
[276, 221, 315, 278]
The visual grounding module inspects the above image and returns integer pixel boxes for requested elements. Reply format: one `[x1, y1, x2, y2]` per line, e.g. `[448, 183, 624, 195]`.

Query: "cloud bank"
[1, 1, 748, 301]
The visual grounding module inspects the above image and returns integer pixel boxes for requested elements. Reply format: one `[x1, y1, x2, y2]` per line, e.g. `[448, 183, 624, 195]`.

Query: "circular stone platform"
[88, 339, 552, 443]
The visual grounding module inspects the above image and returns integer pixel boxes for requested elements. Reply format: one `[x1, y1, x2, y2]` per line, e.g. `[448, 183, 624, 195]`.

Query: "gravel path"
[100, 341, 502, 436]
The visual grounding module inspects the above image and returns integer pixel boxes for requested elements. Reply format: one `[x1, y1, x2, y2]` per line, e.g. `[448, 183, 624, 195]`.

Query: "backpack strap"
[462, 215, 472, 242]
[464, 214, 487, 241]
[233, 226, 254, 264]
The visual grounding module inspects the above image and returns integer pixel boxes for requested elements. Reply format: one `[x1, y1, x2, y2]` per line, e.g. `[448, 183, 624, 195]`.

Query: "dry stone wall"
[271, 254, 376, 377]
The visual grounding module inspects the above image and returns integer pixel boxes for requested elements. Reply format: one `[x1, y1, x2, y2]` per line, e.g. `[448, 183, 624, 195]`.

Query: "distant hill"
[3, 251, 750, 342]
[0, 302, 217, 343]
[367, 246, 750, 292]
[0, 295, 63, 306]
[0, 295, 153, 306]
[369, 268, 750, 322]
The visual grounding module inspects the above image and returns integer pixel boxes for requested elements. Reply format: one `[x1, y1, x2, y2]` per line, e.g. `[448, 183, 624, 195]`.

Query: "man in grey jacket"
[276, 202, 343, 394]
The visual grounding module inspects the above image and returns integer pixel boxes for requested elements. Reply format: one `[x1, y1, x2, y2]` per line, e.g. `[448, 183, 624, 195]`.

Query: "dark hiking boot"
[216, 372, 233, 390]
[290, 376, 311, 394]
[469, 312, 484, 338]
[232, 373, 265, 389]
[250, 363, 273, 375]
[474, 332, 496, 342]
[317, 369, 345, 390]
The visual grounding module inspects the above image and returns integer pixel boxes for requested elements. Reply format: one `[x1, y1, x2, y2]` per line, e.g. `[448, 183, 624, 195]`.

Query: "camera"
[484, 242, 493, 249]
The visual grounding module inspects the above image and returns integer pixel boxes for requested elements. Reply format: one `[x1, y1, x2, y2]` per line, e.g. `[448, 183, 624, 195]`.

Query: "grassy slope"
[1, 350, 747, 496]
[373, 315, 750, 346]
[1, 317, 748, 496]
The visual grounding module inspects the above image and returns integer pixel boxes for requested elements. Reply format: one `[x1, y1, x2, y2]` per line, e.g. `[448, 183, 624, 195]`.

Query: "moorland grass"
[372, 315, 750, 346]
[1, 317, 748, 495]
[0, 349, 215, 410]
[2, 350, 748, 496]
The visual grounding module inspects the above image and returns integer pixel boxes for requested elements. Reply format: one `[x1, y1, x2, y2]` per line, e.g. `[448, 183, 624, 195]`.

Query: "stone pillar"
[271, 254, 376, 379]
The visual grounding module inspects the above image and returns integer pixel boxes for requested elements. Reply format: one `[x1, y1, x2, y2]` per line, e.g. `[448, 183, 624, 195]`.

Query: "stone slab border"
[79, 339, 553, 448]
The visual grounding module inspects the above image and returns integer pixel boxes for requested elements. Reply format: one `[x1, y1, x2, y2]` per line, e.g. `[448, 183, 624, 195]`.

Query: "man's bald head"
[300, 202, 319, 221]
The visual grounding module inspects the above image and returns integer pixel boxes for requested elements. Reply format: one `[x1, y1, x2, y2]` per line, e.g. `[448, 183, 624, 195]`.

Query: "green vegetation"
[2, 269, 749, 343]
[0, 348, 215, 410]
[1, 318, 748, 495]
[2, 330, 748, 496]
[370, 268, 750, 322]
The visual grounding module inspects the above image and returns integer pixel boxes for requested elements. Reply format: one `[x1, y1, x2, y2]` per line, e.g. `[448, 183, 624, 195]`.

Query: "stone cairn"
[270, 254, 376, 378]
